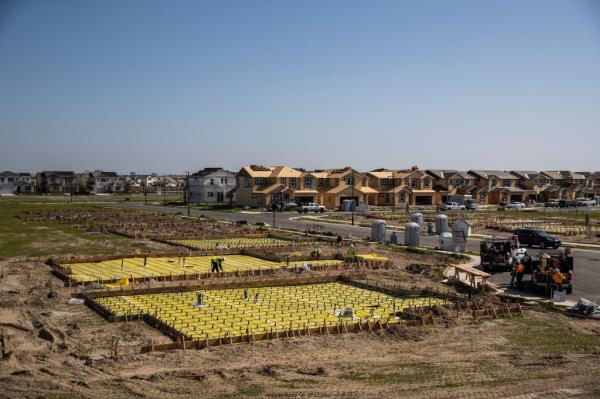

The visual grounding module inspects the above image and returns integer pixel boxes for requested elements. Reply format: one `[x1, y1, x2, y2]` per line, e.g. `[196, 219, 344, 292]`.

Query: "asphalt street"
[114, 203, 600, 303]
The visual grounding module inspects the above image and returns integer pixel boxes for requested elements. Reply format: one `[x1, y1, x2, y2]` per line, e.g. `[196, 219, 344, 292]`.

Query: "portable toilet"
[370, 220, 386, 243]
[410, 213, 424, 226]
[435, 214, 449, 235]
[404, 222, 421, 246]
[439, 232, 456, 251]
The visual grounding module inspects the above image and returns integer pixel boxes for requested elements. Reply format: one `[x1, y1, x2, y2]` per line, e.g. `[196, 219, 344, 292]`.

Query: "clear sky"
[1, 0, 599, 174]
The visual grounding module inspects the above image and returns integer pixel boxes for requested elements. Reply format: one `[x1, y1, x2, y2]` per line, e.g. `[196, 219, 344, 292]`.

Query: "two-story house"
[0, 171, 19, 194]
[189, 168, 236, 204]
[313, 167, 376, 209]
[541, 171, 588, 200]
[236, 165, 304, 208]
[468, 170, 531, 204]
[509, 171, 550, 202]
[36, 171, 76, 194]
[425, 170, 476, 203]
[366, 169, 409, 206]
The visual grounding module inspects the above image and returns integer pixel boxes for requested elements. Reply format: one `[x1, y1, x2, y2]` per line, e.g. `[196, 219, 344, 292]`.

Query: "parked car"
[576, 198, 597, 207]
[505, 201, 526, 209]
[439, 202, 466, 211]
[559, 199, 578, 208]
[298, 203, 326, 213]
[544, 200, 559, 208]
[515, 228, 561, 249]
[269, 201, 298, 211]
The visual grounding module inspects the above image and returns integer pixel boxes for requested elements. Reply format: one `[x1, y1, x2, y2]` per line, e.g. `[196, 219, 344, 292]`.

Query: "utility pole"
[351, 169, 355, 226]
[186, 171, 191, 216]
[391, 170, 395, 213]
[143, 183, 147, 205]
[163, 176, 166, 206]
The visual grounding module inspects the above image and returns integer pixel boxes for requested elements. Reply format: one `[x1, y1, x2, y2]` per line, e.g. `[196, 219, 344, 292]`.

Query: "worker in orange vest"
[515, 261, 526, 288]
[553, 268, 564, 291]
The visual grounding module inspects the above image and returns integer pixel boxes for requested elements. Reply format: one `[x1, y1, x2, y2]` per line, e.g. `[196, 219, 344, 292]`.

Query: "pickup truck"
[298, 203, 326, 213]
[576, 198, 597, 207]
[439, 202, 466, 211]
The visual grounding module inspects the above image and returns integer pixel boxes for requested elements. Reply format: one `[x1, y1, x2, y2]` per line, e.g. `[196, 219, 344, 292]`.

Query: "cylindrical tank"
[370, 220, 386, 243]
[404, 222, 421, 246]
[410, 212, 423, 226]
[435, 214, 448, 235]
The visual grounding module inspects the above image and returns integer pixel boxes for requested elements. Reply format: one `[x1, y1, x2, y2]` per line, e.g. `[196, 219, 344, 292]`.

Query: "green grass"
[0, 193, 181, 204]
[0, 202, 136, 258]
[506, 316, 600, 355]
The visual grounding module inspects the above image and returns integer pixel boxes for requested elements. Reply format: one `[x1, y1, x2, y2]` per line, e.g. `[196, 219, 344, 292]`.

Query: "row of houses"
[232, 166, 600, 208]
[3, 166, 599, 209]
[0, 170, 187, 195]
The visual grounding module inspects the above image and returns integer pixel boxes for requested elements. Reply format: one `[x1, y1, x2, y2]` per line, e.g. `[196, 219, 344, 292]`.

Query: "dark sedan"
[515, 228, 561, 249]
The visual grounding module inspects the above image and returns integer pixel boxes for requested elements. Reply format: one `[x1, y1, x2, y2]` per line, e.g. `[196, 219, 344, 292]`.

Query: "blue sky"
[1, 0, 599, 173]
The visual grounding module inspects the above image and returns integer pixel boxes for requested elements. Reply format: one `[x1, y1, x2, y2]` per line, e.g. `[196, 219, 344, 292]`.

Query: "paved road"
[113, 203, 600, 303]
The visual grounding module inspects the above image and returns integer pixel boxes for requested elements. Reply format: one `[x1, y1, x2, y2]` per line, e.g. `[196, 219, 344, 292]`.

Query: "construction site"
[1, 201, 599, 399]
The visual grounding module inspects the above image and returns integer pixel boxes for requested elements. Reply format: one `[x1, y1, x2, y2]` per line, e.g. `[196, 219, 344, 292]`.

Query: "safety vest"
[516, 263, 525, 274]
[553, 271, 564, 284]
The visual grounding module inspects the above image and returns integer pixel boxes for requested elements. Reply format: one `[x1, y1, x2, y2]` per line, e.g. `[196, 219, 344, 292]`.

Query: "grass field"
[95, 282, 443, 340]
[0, 202, 140, 258]
[0, 193, 182, 204]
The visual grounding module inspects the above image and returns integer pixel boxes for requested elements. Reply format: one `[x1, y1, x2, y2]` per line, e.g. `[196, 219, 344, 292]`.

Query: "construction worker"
[210, 256, 219, 273]
[336, 234, 342, 247]
[553, 268, 564, 291]
[515, 261, 525, 288]
[217, 257, 225, 273]
[346, 245, 356, 262]
[509, 257, 518, 287]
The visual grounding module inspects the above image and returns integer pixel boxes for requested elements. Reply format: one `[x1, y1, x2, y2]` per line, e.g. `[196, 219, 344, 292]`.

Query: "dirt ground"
[1, 254, 600, 399]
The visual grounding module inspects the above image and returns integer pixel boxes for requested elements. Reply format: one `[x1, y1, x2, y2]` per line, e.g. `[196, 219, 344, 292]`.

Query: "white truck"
[298, 203, 326, 213]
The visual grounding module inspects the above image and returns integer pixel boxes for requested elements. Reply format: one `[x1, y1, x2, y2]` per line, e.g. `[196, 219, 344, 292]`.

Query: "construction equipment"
[480, 236, 527, 272]
[529, 250, 574, 296]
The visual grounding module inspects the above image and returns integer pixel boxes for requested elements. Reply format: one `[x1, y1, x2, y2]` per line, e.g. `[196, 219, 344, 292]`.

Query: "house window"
[244, 178, 252, 188]
[424, 177, 430, 188]
[399, 192, 405, 203]
[318, 179, 324, 187]
[280, 178, 286, 185]
[290, 178, 296, 188]
[502, 179, 510, 187]
[0, 178, 4, 183]
[255, 178, 268, 185]
[480, 192, 486, 202]
[345, 177, 355, 186]
[207, 192, 214, 198]
[362, 178, 367, 186]
[304, 177, 312, 188]
[411, 178, 417, 188]
[491, 179, 497, 188]
[221, 178, 228, 184]
[210, 178, 215, 185]
[404, 178, 410, 186]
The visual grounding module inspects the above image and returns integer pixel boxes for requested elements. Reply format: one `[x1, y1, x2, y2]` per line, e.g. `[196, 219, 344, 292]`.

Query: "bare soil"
[2, 253, 599, 399]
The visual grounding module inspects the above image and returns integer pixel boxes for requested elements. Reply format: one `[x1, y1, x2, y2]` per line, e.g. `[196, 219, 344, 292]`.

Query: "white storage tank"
[404, 222, 421, 246]
[370, 220, 386, 243]
[435, 214, 448, 235]
[410, 213, 424, 226]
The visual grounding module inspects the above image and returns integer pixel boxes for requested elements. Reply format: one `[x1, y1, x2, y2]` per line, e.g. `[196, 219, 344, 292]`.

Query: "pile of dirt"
[405, 263, 432, 275]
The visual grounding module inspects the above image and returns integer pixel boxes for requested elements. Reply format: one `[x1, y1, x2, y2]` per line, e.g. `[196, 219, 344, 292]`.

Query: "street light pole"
[351, 170, 355, 226]
[391, 170, 395, 213]
[186, 171, 191, 216]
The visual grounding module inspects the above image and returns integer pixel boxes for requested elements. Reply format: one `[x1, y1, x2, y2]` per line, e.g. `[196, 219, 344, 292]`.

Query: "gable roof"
[468, 170, 516, 180]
